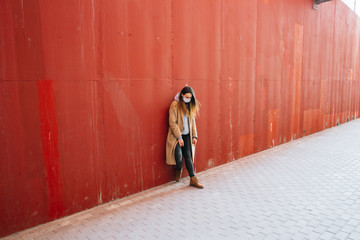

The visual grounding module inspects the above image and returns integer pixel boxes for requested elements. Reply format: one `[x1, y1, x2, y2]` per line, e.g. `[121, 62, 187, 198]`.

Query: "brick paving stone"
[278, 232, 295, 240]
[341, 224, 356, 234]
[327, 224, 342, 234]
[349, 231, 360, 240]
[319, 231, 335, 240]
[314, 225, 328, 234]
[347, 219, 360, 227]
[333, 218, 348, 228]
[3, 119, 360, 240]
[305, 231, 322, 240]
[334, 231, 350, 240]
[291, 232, 309, 240]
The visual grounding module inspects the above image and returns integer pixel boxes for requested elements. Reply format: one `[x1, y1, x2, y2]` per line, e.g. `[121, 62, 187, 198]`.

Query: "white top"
[182, 115, 190, 135]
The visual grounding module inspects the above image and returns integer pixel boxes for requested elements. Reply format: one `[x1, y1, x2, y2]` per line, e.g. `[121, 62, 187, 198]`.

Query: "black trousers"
[174, 134, 195, 177]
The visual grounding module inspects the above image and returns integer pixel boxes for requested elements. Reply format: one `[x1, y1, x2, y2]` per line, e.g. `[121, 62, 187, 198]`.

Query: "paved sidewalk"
[4, 119, 360, 240]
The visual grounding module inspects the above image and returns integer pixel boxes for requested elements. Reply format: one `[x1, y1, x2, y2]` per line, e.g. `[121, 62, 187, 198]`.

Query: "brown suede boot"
[175, 169, 182, 182]
[190, 176, 204, 189]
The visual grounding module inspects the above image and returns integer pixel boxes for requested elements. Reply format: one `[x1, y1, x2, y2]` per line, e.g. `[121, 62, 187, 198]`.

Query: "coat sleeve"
[169, 101, 182, 139]
[191, 116, 198, 138]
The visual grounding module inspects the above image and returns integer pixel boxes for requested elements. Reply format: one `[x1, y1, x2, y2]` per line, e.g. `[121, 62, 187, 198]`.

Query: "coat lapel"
[178, 107, 184, 132]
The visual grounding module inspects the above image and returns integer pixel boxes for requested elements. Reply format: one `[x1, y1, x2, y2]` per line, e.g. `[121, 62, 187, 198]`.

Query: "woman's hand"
[192, 138, 197, 145]
[178, 139, 184, 147]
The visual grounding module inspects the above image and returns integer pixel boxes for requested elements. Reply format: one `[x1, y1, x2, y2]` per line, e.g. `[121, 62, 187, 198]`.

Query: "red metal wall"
[1, 0, 360, 237]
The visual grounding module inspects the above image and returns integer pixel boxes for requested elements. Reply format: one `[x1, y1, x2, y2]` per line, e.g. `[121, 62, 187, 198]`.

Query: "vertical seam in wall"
[254, 0, 260, 148]
[357, 15, 359, 119]
[194, 1, 197, 82]
[220, 0, 224, 81]
[253, 0, 258, 144]
[98, 1, 104, 79]
[299, 0, 306, 136]
[331, 1, 337, 125]
[171, 0, 174, 91]
[125, 0, 130, 79]
[98, 0, 105, 204]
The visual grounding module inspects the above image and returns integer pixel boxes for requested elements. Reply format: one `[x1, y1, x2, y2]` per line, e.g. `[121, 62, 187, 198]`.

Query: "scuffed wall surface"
[1, 0, 360, 237]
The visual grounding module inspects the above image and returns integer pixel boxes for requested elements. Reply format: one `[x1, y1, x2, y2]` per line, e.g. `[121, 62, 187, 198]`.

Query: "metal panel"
[1, 0, 360, 237]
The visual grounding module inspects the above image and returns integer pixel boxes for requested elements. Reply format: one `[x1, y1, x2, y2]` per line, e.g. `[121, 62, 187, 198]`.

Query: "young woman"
[165, 86, 204, 189]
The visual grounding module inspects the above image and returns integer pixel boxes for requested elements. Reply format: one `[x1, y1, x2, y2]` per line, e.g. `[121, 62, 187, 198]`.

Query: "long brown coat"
[166, 100, 198, 165]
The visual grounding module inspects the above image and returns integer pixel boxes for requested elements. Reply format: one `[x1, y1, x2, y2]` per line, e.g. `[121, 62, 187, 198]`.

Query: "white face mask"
[183, 98, 191, 103]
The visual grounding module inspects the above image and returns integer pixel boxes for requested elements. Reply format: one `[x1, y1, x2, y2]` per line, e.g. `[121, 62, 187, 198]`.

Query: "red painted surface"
[37, 80, 65, 219]
[1, 0, 360, 237]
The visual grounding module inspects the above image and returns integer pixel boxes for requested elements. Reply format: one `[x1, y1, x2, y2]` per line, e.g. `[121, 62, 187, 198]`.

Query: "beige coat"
[166, 100, 198, 165]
